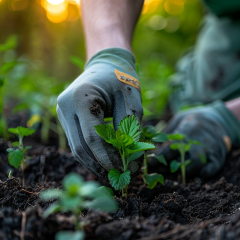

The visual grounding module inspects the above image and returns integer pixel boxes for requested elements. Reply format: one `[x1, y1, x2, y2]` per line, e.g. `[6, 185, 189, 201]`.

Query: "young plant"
[167, 133, 205, 185]
[7, 126, 35, 186]
[40, 173, 117, 240]
[95, 115, 156, 196]
[141, 125, 168, 189]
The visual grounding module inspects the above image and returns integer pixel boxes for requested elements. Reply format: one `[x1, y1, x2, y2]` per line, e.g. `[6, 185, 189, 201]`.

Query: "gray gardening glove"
[150, 101, 240, 179]
[57, 48, 143, 180]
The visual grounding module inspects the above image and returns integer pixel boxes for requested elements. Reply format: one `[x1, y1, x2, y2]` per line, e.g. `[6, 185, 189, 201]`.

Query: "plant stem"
[180, 143, 186, 185]
[74, 212, 82, 230]
[144, 152, 148, 175]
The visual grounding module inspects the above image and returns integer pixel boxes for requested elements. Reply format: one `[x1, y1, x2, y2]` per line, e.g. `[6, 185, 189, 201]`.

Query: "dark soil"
[1, 135, 240, 239]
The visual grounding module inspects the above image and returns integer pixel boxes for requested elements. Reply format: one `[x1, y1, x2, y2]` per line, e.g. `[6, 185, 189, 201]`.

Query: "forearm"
[81, 0, 144, 60]
[226, 97, 240, 124]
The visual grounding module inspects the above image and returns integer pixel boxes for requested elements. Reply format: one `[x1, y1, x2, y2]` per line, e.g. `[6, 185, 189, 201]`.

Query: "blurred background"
[0, 0, 204, 146]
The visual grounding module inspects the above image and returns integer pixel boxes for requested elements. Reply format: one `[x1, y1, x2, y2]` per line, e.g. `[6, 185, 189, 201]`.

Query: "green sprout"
[7, 126, 35, 186]
[8, 170, 12, 179]
[40, 173, 117, 240]
[95, 115, 156, 196]
[167, 133, 205, 185]
[141, 125, 168, 189]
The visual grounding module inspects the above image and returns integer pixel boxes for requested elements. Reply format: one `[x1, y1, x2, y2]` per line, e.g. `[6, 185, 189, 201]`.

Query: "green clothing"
[170, 11, 240, 112]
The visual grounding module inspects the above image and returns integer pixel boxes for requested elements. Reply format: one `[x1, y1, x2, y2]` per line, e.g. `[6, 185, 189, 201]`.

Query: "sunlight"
[46, 0, 65, 5]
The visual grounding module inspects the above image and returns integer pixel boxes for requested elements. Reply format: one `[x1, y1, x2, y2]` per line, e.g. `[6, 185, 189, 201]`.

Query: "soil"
[1, 129, 240, 239]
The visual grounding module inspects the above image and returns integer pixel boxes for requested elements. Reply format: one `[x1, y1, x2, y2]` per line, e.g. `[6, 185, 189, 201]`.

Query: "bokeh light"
[47, 0, 65, 5]
[11, 0, 29, 11]
[164, 0, 184, 15]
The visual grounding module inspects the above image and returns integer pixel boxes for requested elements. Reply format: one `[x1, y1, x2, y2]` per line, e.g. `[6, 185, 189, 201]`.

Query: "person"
[57, 0, 240, 181]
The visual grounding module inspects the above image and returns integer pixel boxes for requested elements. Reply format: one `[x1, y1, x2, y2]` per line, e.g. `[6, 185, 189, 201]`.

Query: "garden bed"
[1, 135, 240, 240]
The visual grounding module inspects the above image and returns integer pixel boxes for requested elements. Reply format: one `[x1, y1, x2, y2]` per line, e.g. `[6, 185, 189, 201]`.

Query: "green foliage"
[7, 127, 35, 186]
[0, 35, 17, 52]
[8, 126, 35, 138]
[143, 173, 164, 189]
[108, 169, 131, 191]
[168, 133, 205, 184]
[69, 56, 85, 71]
[41, 173, 117, 235]
[95, 115, 155, 195]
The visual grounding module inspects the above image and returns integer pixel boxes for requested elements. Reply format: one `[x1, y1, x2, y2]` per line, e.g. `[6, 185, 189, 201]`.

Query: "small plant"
[8, 170, 12, 178]
[40, 173, 117, 240]
[167, 133, 205, 185]
[95, 115, 156, 196]
[141, 125, 168, 189]
[7, 126, 35, 186]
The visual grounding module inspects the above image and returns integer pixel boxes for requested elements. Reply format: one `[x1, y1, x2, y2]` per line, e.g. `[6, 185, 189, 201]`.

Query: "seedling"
[167, 133, 205, 185]
[7, 126, 35, 186]
[95, 115, 156, 196]
[141, 125, 168, 189]
[40, 173, 117, 240]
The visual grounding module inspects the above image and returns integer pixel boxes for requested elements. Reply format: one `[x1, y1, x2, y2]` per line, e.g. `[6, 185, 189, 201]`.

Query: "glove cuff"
[85, 48, 136, 71]
[210, 100, 240, 145]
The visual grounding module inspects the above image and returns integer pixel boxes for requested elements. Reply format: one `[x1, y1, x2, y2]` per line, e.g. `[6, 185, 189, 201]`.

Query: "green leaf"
[55, 231, 84, 240]
[86, 196, 118, 212]
[25, 146, 32, 150]
[12, 141, 19, 147]
[167, 133, 186, 141]
[94, 124, 120, 149]
[142, 125, 156, 138]
[143, 173, 164, 189]
[0, 35, 17, 52]
[0, 76, 4, 87]
[187, 139, 203, 146]
[8, 127, 35, 138]
[40, 189, 63, 200]
[152, 133, 169, 143]
[170, 143, 180, 150]
[116, 130, 133, 147]
[185, 159, 191, 167]
[200, 153, 207, 164]
[42, 203, 61, 218]
[97, 186, 114, 198]
[184, 144, 191, 152]
[155, 155, 167, 166]
[0, 61, 18, 74]
[63, 173, 83, 194]
[118, 115, 141, 142]
[69, 55, 85, 70]
[128, 151, 144, 163]
[6, 148, 15, 152]
[8, 149, 23, 168]
[125, 142, 156, 156]
[79, 181, 99, 197]
[61, 194, 81, 209]
[108, 169, 131, 191]
[170, 160, 180, 173]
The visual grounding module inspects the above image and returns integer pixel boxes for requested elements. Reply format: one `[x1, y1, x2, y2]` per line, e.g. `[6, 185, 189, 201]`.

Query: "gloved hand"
[150, 101, 240, 179]
[57, 48, 143, 180]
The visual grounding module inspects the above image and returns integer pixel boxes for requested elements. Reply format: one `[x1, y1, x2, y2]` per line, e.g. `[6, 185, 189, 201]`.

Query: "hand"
[150, 102, 236, 179]
[57, 48, 143, 180]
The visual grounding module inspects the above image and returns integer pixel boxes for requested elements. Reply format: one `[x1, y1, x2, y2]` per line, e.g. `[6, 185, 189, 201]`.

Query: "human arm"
[57, 0, 144, 179]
